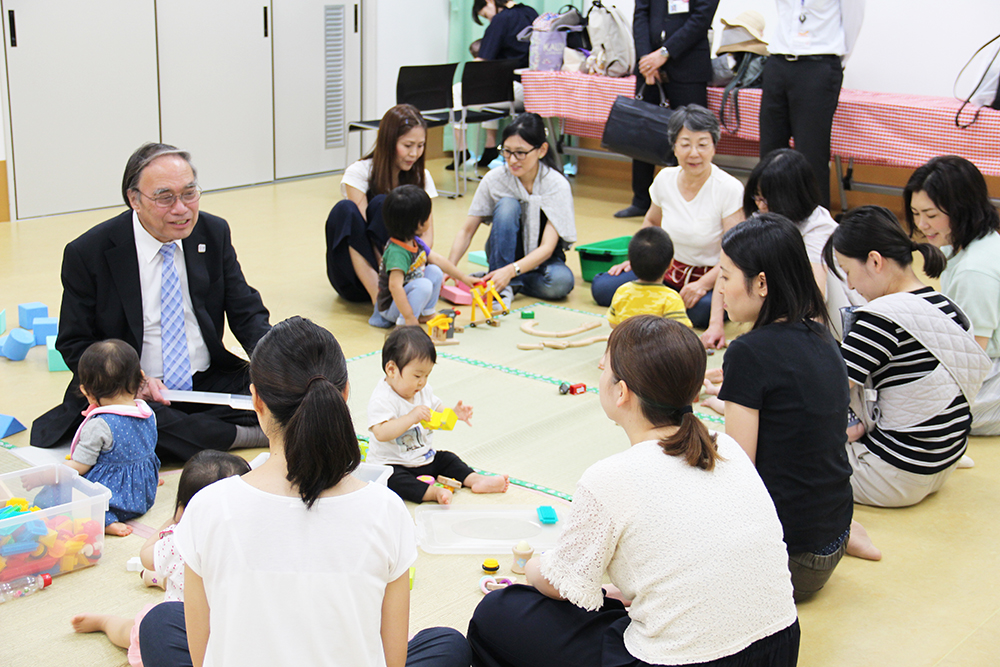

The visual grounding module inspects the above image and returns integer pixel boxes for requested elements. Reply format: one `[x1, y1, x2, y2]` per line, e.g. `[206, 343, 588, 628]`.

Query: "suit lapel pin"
[198, 244, 206, 253]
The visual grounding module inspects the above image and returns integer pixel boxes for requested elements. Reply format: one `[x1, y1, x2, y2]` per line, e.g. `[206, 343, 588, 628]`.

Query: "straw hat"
[717, 10, 769, 56]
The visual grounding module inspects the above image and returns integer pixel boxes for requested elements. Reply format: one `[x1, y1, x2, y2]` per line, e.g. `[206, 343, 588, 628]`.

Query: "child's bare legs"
[422, 484, 453, 505]
[71, 614, 134, 649]
[847, 519, 882, 561]
[464, 472, 509, 494]
[106, 522, 132, 537]
[700, 377, 725, 414]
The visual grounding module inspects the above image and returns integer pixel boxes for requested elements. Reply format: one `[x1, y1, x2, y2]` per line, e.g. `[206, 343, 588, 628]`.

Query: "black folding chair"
[348, 63, 461, 197]
[454, 59, 520, 188]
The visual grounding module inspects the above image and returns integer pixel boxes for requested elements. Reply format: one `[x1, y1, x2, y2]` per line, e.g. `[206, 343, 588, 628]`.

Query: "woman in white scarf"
[448, 113, 576, 305]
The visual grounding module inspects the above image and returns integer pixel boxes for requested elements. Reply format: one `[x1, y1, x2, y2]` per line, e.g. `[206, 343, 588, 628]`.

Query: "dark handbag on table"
[601, 82, 674, 166]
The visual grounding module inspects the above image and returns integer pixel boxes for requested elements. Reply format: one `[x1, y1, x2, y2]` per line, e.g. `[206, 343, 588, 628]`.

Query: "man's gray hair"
[667, 104, 721, 147]
[121, 143, 197, 207]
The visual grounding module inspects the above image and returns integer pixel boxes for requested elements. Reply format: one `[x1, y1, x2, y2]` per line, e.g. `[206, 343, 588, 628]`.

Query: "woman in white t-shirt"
[469, 316, 799, 667]
[735, 148, 864, 344]
[141, 317, 471, 667]
[325, 104, 439, 327]
[591, 105, 744, 332]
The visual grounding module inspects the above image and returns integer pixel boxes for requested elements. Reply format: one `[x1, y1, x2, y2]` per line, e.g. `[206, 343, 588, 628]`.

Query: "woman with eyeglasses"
[325, 104, 438, 328]
[448, 112, 576, 305]
[590, 105, 744, 336]
[736, 148, 864, 344]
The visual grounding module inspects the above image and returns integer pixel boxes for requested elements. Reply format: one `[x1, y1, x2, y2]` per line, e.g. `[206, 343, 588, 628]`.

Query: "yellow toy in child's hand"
[420, 409, 458, 431]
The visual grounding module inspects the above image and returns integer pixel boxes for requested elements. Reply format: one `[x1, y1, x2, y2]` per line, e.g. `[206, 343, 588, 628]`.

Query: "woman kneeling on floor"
[468, 316, 799, 667]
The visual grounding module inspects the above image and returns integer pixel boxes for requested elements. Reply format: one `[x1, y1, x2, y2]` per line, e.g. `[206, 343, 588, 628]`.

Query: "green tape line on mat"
[346, 350, 380, 363]
[0, 440, 13, 450]
[473, 468, 573, 502]
[438, 352, 725, 426]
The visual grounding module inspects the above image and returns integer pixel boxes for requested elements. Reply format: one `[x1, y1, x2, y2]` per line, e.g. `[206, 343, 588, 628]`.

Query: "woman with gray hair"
[592, 105, 744, 332]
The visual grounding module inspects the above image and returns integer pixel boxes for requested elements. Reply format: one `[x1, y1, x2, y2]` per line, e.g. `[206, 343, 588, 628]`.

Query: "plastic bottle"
[0, 573, 52, 603]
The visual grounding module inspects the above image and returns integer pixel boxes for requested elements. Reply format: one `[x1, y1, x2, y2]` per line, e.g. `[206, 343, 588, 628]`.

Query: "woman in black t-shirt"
[713, 213, 879, 602]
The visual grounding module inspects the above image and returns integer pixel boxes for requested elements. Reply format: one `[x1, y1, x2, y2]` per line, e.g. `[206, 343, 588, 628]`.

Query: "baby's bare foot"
[71, 613, 108, 634]
[435, 487, 453, 505]
[471, 474, 509, 494]
[105, 522, 132, 537]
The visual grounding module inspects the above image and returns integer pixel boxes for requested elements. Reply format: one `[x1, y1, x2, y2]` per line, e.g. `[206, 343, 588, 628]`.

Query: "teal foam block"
[33, 317, 58, 346]
[1, 328, 33, 361]
[18, 302, 48, 329]
[47, 336, 71, 372]
[0, 414, 26, 438]
[0, 308, 6, 334]
[468, 250, 488, 267]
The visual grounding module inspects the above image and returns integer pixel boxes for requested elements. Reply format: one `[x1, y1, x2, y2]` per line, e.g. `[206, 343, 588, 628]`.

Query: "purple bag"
[517, 23, 583, 72]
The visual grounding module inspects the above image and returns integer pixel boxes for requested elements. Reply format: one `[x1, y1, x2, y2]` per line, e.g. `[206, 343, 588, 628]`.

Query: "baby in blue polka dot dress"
[65, 340, 160, 536]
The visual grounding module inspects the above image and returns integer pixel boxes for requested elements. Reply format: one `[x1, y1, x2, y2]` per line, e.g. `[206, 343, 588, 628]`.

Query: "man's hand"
[139, 376, 171, 405]
[638, 49, 668, 78]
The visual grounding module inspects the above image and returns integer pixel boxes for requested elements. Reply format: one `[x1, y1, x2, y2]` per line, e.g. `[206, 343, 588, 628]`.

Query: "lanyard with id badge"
[668, 0, 689, 14]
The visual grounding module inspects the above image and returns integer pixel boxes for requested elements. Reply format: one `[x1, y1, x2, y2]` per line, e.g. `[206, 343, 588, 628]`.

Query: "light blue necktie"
[159, 244, 193, 390]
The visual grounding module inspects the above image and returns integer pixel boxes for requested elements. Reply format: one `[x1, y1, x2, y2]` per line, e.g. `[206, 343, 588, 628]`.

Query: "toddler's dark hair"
[469, 39, 482, 58]
[77, 339, 144, 404]
[383, 185, 432, 242]
[383, 326, 436, 373]
[628, 227, 674, 282]
[175, 450, 252, 515]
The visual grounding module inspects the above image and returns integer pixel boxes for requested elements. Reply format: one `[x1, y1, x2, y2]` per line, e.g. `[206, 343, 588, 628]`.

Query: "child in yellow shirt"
[607, 227, 691, 328]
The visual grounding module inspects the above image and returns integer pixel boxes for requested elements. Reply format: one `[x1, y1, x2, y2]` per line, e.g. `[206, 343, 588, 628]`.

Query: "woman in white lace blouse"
[468, 316, 800, 667]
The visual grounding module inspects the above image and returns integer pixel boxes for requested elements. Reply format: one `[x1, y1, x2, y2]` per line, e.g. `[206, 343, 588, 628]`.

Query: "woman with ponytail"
[469, 316, 800, 667]
[825, 206, 992, 508]
[714, 213, 870, 598]
[143, 317, 471, 667]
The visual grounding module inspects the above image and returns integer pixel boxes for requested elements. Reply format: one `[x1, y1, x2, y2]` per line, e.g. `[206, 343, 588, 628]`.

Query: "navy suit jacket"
[30, 209, 271, 447]
[633, 0, 719, 84]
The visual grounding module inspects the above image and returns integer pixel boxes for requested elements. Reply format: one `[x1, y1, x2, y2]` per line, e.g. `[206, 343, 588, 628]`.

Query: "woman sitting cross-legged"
[468, 316, 800, 667]
[448, 112, 576, 307]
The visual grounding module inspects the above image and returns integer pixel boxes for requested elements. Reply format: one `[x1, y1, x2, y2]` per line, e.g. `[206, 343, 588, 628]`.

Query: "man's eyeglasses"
[137, 187, 202, 209]
[500, 147, 539, 161]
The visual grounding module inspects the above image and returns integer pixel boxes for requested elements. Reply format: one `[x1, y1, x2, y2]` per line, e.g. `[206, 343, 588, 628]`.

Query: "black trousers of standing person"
[629, 79, 709, 211]
[759, 55, 844, 208]
[469, 585, 800, 667]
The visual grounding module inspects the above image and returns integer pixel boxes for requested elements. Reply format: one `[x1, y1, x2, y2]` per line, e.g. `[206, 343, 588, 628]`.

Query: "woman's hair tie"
[305, 375, 329, 391]
[678, 405, 693, 415]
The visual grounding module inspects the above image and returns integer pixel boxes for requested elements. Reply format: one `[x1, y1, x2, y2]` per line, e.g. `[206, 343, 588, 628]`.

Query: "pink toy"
[479, 575, 514, 594]
[441, 279, 473, 305]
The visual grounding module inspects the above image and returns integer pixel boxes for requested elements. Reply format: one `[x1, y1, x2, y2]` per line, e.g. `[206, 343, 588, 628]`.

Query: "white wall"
[594, 0, 1000, 98]
[363, 0, 452, 122]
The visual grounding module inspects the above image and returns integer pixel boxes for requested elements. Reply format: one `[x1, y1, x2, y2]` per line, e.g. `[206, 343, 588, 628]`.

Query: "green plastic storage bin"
[575, 236, 631, 282]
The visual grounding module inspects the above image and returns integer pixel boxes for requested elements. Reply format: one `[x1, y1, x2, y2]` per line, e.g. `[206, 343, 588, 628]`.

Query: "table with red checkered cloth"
[521, 70, 1000, 177]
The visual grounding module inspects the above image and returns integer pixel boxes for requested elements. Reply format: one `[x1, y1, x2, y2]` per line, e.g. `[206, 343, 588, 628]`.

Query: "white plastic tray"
[415, 504, 565, 554]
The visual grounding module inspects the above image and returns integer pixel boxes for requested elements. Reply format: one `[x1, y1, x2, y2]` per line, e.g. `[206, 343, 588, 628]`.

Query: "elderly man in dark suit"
[31, 143, 271, 460]
[615, 0, 721, 219]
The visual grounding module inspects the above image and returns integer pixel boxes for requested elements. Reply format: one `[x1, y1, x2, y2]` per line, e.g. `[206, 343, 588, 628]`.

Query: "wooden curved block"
[520, 320, 603, 338]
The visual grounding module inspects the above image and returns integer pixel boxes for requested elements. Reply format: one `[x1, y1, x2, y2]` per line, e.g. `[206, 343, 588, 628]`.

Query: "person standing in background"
[759, 0, 865, 208]
[615, 0, 721, 219]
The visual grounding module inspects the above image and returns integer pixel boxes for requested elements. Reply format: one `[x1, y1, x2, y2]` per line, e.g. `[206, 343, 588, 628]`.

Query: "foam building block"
[0, 334, 6, 358]
[0, 414, 26, 438]
[1, 328, 33, 361]
[18, 303, 48, 330]
[468, 250, 488, 267]
[47, 336, 70, 372]
[0, 308, 6, 334]
[33, 317, 58, 346]
[441, 281, 472, 306]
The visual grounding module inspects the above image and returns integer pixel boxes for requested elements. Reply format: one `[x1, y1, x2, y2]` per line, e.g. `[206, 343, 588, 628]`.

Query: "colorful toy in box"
[0, 510, 103, 582]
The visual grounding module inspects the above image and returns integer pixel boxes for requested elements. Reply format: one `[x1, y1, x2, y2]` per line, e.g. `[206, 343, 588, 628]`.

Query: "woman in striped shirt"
[824, 206, 992, 508]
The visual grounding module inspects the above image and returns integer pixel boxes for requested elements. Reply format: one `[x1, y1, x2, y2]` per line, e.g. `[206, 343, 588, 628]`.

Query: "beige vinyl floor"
[1, 158, 998, 666]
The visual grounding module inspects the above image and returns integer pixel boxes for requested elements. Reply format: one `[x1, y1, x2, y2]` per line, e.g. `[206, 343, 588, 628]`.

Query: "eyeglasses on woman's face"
[500, 146, 539, 162]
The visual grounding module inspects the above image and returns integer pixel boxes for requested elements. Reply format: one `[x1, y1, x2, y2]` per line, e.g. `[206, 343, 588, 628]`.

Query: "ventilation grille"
[324, 5, 347, 148]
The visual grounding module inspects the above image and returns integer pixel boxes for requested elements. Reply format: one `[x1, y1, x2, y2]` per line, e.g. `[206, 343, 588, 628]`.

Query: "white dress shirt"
[132, 212, 210, 379]
[770, 0, 865, 61]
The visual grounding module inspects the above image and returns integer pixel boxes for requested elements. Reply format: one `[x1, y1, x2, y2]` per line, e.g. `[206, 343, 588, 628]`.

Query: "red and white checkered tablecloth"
[521, 70, 1000, 176]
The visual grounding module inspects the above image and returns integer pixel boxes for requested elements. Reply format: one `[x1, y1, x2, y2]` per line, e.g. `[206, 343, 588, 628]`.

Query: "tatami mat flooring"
[1, 159, 998, 666]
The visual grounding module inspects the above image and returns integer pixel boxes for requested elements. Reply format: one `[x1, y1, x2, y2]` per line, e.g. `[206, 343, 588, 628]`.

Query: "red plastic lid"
[40, 573, 52, 588]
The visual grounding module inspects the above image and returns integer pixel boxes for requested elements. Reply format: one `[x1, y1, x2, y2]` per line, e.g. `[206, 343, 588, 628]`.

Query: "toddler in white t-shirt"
[368, 326, 509, 504]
